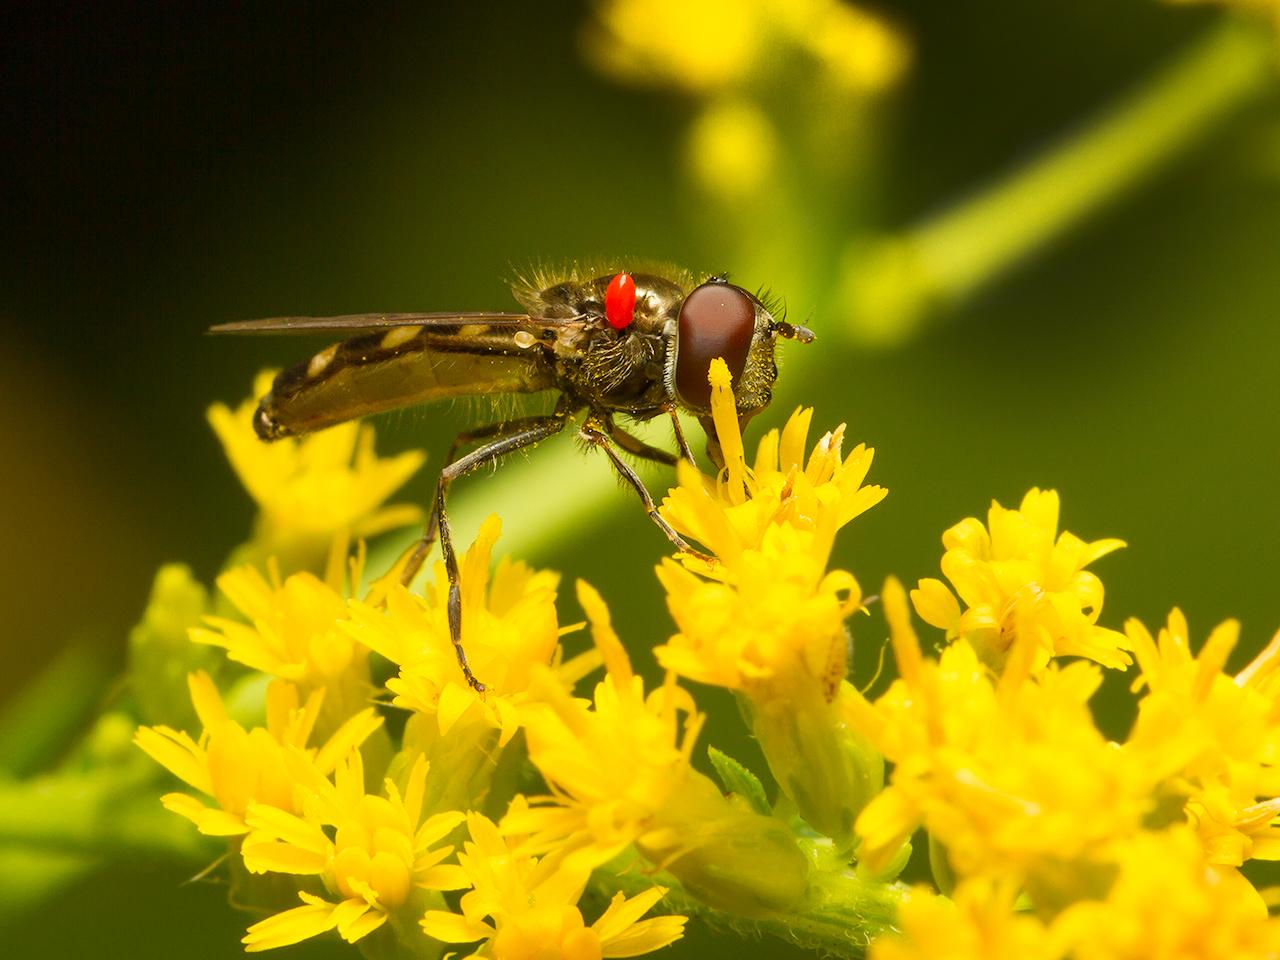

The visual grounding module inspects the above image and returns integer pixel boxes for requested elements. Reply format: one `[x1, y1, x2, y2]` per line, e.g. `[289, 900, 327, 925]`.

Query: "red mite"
[605, 272, 637, 329]
[210, 263, 815, 693]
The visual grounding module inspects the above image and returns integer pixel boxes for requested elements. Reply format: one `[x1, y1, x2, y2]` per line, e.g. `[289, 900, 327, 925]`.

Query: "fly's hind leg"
[422, 411, 569, 693]
[579, 420, 716, 567]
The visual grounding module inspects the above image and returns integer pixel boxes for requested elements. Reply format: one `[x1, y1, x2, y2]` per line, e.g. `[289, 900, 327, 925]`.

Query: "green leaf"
[707, 746, 770, 816]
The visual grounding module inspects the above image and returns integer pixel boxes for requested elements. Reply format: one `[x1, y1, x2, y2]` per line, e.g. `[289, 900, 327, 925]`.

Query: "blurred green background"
[4, 0, 1280, 956]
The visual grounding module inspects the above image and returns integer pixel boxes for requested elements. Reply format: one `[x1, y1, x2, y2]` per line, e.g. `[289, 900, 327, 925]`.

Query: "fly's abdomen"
[254, 326, 556, 440]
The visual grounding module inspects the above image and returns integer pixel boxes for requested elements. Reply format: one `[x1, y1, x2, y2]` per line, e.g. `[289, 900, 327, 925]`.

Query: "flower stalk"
[841, 16, 1277, 344]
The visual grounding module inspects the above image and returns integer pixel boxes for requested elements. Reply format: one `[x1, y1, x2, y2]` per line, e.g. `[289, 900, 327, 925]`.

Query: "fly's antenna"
[773, 319, 815, 343]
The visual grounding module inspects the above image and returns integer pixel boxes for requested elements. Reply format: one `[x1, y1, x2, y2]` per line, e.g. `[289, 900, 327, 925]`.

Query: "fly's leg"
[579, 421, 716, 567]
[605, 419, 679, 467]
[427, 413, 569, 693]
[400, 414, 566, 588]
[666, 405, 697, 466]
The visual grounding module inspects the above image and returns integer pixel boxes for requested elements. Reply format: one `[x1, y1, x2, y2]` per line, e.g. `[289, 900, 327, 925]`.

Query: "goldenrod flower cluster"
[132, 365, 1280, 959]
[579, 0, 909, 204]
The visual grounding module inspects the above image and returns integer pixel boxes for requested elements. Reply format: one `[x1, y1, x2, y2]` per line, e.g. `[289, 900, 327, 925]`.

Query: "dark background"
[4, 2, 1279, 956]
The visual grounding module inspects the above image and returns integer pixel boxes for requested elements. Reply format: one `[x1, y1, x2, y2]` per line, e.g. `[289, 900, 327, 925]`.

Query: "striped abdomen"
[254, 325, 558, 440]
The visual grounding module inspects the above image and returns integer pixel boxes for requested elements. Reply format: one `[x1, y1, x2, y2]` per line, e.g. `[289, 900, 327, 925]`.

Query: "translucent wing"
[208, 311, 582, 335]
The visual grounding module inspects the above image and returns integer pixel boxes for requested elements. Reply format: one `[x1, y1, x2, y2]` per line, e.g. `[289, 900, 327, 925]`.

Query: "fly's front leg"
[606, 419, 679, 467]
[429, 413, 569, 692]
[666, 405, 697, 466]
[400, 415, 563, 588]
[579, 421, 716, 567]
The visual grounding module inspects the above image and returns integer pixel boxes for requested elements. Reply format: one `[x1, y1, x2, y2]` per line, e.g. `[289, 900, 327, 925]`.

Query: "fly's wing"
[239, 313, 593, 440]
[209, 311, 541, 335]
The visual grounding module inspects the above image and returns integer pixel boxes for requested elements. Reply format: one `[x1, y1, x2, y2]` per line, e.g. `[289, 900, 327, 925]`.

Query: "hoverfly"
[211, 263, 814, 692]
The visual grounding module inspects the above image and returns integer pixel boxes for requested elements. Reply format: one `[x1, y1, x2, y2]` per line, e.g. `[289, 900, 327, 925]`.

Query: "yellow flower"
[133, 671, 382, 835]
[657, 358, 885, 692]
[1051, 827, 1280, 960]
[685, 99, 779, 201]
[209, 371, 424, 568]
[343, 515, 577, 750]
[507, 654, 706, 873]
[507, 582, 809, 914]
[656, 358, 885, 846]
[423, 812, 686, 960]
[869, 878, 1060, 960]
[848, 579, 1155, 887]
[875, 829, 1280, 960]
[241, 752, 466, 951]
[192, 560, 376, 736]
[580, 0, 906, 96]
[911, 488, 1130, 671]
[1125, 610, 1280, 864]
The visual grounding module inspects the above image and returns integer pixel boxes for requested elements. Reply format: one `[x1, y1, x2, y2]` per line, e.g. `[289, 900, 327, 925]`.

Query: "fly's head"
[666, 277, 814, 468]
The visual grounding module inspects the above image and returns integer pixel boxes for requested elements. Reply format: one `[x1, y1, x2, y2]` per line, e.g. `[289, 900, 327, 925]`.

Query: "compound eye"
[674, 282, 757, 408]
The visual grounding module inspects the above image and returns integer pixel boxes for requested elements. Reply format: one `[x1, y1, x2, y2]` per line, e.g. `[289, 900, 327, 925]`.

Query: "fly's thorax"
[525, 271, 687, 414]
[525, 271, 688, 333]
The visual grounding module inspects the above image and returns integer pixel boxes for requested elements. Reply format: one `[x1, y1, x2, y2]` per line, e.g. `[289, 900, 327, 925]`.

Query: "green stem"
[0, 769, 210, 861]
[593, 865, 907, 958]
[842, 15, 1277, 344]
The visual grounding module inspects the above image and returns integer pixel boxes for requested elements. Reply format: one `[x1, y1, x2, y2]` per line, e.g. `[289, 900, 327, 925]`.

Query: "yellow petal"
[244, 804, 331, 857]
[592, 887, 666, 941]
[437, 682, 479, 737]
[242, 839, 329, 875]
[160, 793, 247, 836]
[577, 579, 632, 683]
[911, 579, 961, 632]
[242, 898, 339, 952]
[134, 726, 213, 795]
[314, 708, 384, 774]
[421, 910, 494, 943]
[601, 916, 688, 957]
[187, 671, 230, 731]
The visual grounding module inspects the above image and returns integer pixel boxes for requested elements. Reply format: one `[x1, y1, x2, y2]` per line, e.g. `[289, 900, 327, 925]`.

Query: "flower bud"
[639, 773, 809, 916]
[127, 564, 217, 728]
[747, 677, 884, 852]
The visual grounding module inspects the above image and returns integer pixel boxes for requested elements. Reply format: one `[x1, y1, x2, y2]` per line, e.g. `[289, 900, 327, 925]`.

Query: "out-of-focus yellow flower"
[911, 488, 1129, 671]
[133, 671, 382, 835]
[848, 579, 1155, 886]
[1051, 827, 1280, 959]
[507, 582, 809, 914]
[869, 878, 1059, 960]
[241, 753, 466, 951]
[422, 812, 687, 959]
[209, 371, 424, 568]
[1126, 610, 1280, 865]
[1165, 0, 1280, 33]
[581, 0, 907, 96]
[685, 99, 778, 201]
[875, 828, 1280, 959]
